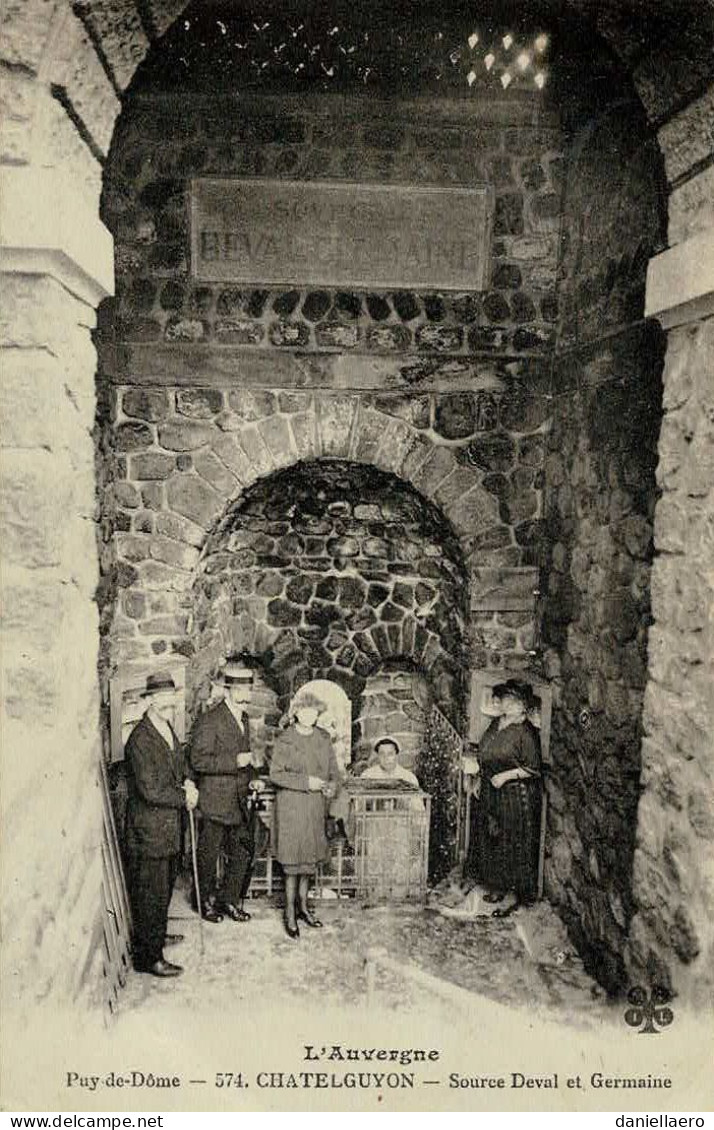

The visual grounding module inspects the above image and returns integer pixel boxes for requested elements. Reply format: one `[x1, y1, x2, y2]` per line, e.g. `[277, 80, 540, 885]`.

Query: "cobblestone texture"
[535, 91, 677, 995]
[185, 462, 468, 717]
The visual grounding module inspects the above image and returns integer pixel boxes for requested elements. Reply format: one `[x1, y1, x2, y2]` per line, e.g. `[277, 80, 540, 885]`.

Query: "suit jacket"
[190, 701, 253, 825]
[124, 713, 188, 858]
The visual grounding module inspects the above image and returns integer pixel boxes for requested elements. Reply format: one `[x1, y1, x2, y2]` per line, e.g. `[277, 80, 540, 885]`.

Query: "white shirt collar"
[224, 697, 246, 730]
[147, 709, 175, 748]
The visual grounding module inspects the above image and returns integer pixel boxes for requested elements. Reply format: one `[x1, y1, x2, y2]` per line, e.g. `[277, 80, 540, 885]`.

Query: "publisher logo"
[624, 986, 674, 1034]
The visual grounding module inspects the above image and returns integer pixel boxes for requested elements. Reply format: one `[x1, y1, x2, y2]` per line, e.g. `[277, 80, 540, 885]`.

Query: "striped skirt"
[468, 777, 541, 902]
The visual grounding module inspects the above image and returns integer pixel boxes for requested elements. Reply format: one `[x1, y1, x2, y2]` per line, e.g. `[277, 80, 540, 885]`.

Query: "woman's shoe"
[297, 908, 323, 928]
[284, 916, 300, 939]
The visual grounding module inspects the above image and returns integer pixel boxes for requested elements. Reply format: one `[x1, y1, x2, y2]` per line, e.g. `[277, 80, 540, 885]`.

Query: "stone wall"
[356, 670, 431, 772]
[98, 91, 561, 714]
[627, 76, 714, 1008]
[93, 87, 564, 902]
[557, 107, 664, 350]
[103, 93, 563, 363]
[189, 461, 466, 714]
[1, 0, 119, 1019]
[542, 325, 665, 992]
[1, 274, 105, 1010]
[540, 99, 668, 993]
[627, 316, 714, 1003]
[99, 376, 551, 689]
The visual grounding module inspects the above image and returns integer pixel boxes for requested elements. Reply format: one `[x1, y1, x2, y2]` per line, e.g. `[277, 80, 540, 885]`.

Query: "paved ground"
[117, 876, 618, 1029]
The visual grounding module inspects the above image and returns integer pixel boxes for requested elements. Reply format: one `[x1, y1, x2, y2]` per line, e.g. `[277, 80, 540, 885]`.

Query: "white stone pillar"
[0, 164, 114, 1009]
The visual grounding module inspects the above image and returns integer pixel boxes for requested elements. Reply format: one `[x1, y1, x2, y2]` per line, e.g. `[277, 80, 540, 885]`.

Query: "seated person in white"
[361, 738, 419, 786]
[359, 739, 422, 891]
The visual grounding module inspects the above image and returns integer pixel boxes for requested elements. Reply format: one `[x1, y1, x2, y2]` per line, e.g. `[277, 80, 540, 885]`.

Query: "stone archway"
[1, 0, 712, 1014]
[102, 393, 505, 681]
[184, 459, 469, 715]
[182, 457, 469, 880]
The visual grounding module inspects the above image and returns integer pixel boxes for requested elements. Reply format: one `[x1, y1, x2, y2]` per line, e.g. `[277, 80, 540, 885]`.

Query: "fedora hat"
[141, 672, 176, 697]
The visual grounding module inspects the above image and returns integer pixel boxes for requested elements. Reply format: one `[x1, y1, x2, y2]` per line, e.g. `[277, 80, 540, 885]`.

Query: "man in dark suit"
[190, 660, 263, 923]
[124, 672, 198, 977]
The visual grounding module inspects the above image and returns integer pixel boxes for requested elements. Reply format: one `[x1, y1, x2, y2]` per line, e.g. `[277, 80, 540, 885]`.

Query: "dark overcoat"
[189, 701, 253, 826]
[124, 713, 188, 859]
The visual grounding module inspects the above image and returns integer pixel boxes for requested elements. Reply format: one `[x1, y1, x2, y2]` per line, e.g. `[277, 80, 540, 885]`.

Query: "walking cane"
[188, 808, 205, 956]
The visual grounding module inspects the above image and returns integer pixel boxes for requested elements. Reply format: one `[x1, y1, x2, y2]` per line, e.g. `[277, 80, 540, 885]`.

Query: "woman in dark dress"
[270, 695, 342, 938]
[465, 680, 542, 918]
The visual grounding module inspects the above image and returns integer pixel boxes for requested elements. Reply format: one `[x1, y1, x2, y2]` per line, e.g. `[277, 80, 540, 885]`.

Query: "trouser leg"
[166, 854, 179, 925]
[222, 822, 255, 906]
[196, 818, 224, 904]
[128, 854, 172, 969]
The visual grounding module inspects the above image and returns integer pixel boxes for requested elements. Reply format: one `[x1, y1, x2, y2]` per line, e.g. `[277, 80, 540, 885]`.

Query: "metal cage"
[247, 783, 430, 902]
[352, 789, 431, 902]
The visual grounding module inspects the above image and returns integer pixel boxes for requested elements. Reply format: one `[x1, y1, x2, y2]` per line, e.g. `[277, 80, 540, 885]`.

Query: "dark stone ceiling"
[131, 0, 714, 125]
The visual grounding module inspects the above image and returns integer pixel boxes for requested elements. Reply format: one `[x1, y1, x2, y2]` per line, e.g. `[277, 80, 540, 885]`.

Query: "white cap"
[223, 661, 254, 685]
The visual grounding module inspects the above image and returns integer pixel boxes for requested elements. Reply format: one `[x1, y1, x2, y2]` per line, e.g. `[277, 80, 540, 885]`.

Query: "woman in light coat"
[270, 694, 342, 937]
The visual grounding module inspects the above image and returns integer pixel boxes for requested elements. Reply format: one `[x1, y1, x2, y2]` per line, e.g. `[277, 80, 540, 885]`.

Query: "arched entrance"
[0, 0, 712, 1020]
[190, 461, 467, 709]
[187, 458, 469, 874]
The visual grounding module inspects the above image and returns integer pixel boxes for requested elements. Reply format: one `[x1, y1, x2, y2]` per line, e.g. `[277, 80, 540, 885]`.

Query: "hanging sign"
[191, 177, 493, 291]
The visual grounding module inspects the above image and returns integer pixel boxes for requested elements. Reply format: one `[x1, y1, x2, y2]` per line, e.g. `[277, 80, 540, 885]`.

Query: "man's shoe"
[201, 902, 224, 923]
[164, 933, 184, 946]
[136, 958, 183, 977]
[492, 899, 520, 919]
[222, 903, 251, 922]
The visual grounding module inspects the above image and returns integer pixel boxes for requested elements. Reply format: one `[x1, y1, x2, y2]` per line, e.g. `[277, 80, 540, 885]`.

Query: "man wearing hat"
[124, 672, 198, 977]
[189, 658, 262, 923]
